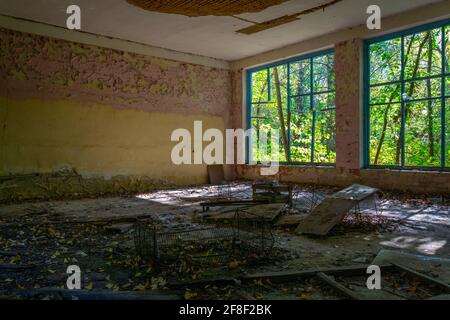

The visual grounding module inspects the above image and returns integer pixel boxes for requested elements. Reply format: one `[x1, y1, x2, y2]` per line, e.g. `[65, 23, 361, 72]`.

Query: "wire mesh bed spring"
[134, 210, 276, 267]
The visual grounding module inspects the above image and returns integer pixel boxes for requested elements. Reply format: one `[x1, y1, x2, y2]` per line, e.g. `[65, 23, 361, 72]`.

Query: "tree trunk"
[395, 32, 430, 164]
[255, 80, 268, 155]
[273, 67, 290, 161]
[374, 93, 396, 164]
[374, 35, 415, 165]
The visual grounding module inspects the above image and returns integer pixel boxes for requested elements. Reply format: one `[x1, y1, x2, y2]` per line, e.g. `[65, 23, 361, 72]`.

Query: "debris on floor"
[0, 182, 449, 300]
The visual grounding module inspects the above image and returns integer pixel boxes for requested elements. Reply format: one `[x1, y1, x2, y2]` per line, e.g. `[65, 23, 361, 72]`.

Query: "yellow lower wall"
[0, 97, 225, 186]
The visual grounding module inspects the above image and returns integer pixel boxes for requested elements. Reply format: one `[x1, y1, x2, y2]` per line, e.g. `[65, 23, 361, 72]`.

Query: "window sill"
[363, 167, 450, 174]
[243, 163, 336, 169]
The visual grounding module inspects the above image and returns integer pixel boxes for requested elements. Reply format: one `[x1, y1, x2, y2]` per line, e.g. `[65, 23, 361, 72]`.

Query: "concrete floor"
[0, 182, 449, 299]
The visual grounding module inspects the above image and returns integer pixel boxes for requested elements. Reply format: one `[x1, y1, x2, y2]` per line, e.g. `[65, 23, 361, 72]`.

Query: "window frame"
[246, 48, 336, 166]
[363, 18, 450, 172]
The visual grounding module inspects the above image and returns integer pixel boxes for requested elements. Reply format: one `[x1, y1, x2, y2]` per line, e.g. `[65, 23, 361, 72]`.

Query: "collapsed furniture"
[295, 184, 379, 236]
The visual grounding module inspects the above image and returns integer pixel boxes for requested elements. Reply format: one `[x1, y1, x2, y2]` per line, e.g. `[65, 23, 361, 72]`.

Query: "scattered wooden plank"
[295, 184, 379, 236]
[391, 262, 450, 293]
[316, 272, 361, 300]
[296, 184, 378, 236]
[243, 264, 394, 282]
[16, 288, 181, 300]
[295, 197, 356, 235]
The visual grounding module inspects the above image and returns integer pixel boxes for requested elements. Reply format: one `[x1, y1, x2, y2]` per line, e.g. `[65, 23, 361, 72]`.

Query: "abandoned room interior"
[0, 0, 449, 303]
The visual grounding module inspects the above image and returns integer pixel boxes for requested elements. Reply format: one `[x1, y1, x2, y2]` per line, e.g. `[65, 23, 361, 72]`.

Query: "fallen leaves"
[184, 290, 197, 300]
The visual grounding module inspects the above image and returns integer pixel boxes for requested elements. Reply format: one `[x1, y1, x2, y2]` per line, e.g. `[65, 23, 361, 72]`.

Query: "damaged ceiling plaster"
[126, 0, 290, 17]
[126, 0, 344, 34]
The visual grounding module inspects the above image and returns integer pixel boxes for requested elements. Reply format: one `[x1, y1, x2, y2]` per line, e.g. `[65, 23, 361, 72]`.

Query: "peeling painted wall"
[0, 28, 231, 117]
[335, 38, 362, 170]
[0, 28, 232, 200]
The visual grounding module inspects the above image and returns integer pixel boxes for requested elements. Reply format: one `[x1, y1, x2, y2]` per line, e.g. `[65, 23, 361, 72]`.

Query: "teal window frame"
[364, 18, 450, 172]
[246, 49, 336, 166]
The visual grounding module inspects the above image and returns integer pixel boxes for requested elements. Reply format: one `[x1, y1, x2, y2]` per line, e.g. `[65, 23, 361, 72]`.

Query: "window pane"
[405, 100, 442, 167]
[369, 104, 402, 166]
[369, 38, 401, 85]
[313, 92, 335, 111]
[266, 65, 289, 162]
[370, 84, 401, 105]
[249, 52, 335, 165]
[290, 59, 311, 96]
[251, 101, 288, 162]
[291, 95, 310, 113]
[404, 78, 442, 101]
[404, 29, 442, 80]
[290, 98, 313, 162]
[270, 65, 288, 103]
[313, 53, 335, 92]
[314, 109, 336, 163]
[251, 69, 269, 103]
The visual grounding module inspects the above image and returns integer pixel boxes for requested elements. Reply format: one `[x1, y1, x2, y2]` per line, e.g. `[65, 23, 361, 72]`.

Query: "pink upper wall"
[0, 28, 231, 119]
[335, 39, 362, 170]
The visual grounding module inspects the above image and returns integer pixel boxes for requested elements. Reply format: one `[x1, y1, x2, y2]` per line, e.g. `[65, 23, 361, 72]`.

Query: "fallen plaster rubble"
[0, 182, 449, 300]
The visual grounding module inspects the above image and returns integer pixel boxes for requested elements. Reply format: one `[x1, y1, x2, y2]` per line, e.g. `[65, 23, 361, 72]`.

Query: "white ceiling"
[0, 0, 443, 61]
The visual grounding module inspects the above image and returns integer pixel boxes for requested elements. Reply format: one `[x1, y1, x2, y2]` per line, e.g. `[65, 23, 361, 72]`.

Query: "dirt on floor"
[0, 182, 449, 300]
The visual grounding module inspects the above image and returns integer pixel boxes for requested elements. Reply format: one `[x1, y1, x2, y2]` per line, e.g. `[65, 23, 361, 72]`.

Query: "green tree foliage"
[368, 25, 449, 168]
[250, 52, 336, 164]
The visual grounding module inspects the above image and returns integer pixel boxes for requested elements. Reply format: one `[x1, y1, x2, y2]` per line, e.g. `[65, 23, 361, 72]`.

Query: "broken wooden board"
[332, 184, 378, 202]
[207, 165, 225, 185]
[295, 184, 379, 236]
[295, 197, 356, 235]
[316, 272, 361, 300]
[243, 264, 394, 283]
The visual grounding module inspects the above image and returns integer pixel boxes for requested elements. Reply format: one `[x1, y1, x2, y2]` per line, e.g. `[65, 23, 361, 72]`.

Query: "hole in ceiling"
[126, 0, 290, 17]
